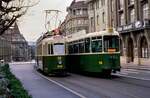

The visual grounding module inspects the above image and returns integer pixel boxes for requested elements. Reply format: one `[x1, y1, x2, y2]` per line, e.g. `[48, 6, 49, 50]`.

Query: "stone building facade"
[60, 0, 89, 35]
[3, 23, 29, 62]
[113, 0, 150, 65]
[0, 36, 11, 62]
[86, 0, 113, 32]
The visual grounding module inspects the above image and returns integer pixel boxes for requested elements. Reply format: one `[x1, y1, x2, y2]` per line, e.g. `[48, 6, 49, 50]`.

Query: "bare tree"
[0, 0, 39, 35]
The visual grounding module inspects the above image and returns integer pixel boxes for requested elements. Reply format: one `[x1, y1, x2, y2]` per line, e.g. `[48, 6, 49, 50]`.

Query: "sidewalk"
[120, 56, 150, 71]
[121, 64, 150, 71]
[117, 56, 150, 80]
[10, 62, 80, 98]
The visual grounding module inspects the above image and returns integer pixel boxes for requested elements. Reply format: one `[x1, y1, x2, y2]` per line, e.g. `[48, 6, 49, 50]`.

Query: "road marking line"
[36, 71, 87, 98]
[121, 70, 139, 74]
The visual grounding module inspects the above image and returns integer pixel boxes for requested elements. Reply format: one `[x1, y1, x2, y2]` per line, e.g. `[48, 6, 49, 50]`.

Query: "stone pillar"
[134, 47, 139, 64]
[148, 0, 150, 18]
[123, 47, 127, 63]
[134, 0, 139, 21]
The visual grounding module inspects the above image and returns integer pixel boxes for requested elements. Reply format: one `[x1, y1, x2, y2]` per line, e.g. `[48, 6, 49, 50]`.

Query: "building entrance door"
[127, 38, 134, 62]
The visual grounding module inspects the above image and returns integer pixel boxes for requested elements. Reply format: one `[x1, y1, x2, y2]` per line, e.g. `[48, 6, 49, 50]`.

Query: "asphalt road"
[50, 73, 150, 98]
[10, 62, 150, 98]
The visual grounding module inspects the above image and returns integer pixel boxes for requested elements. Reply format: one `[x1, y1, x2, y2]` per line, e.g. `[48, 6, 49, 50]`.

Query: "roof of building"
[68, 0, 87, 9]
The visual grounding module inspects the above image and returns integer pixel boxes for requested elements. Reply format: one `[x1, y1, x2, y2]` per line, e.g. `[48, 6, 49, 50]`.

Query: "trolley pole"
[44, 10, 61, 32]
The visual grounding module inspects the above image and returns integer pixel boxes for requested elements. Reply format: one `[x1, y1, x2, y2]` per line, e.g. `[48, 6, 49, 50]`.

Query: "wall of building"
[87, 0, 112, 33]
[114, 0, 150, 65]
[2, 23, 30, 62]
[0, 37, 11, 62]
[60, 0, 89, 36]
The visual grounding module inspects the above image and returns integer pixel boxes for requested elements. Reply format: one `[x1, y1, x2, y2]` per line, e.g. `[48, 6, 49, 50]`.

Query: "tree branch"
[0, 0, 39, 35]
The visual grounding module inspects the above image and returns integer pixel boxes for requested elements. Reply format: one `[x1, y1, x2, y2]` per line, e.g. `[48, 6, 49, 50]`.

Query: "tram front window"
[104, 36, 119, 52]
[53, 43, 65, 55]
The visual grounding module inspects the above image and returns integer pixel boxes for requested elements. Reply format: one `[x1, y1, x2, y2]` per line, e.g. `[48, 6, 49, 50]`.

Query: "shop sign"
[117, 21, 145, 33]
[117, 23, 134, 32]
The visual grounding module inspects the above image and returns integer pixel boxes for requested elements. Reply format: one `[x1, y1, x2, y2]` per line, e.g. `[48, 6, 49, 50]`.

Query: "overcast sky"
[18, 0, 73, 42]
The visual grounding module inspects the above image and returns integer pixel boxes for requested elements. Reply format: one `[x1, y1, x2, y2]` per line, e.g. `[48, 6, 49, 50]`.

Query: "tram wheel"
[102, 69, 111, 78]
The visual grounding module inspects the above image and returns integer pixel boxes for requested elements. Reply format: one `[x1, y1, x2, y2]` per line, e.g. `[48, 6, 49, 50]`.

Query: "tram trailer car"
[66, 30, 120, 76]
[36, 35, 67, 75]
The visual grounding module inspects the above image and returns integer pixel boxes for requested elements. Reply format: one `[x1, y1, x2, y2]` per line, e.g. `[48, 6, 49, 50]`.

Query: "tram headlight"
[57, 65, 63, 68]
[57, 56, 62, 64]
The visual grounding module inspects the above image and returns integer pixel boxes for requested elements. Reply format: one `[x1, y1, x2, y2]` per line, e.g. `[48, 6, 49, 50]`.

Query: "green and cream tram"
[36, 34, 67, 75]
[66, 30, 120, 76]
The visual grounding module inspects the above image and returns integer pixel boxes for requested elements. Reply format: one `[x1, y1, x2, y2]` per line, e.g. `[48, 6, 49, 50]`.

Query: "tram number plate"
[57, 65, 63, 68]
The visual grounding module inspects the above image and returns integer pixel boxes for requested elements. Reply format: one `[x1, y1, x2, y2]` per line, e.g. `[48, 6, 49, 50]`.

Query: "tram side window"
[48, 44, 51, 55]
[92, 40, 102, 52]
[48, 44, 53, 55]
[68, 44, 72, 54]
[85, 38, 90, 53]
[71, 45, 74, 53]
[74, 44, 79, 53]
[51, 44, 53, 54]
[79, 41, 84, 53]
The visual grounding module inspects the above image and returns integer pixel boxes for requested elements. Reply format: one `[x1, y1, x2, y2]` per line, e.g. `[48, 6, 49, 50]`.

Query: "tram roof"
[42, 35, 66, 43]
[67, 30, 119, 42]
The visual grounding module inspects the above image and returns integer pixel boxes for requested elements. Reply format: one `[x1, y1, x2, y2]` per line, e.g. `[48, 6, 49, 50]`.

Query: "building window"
[119, 13, 125, 26]
[83, 9, 87, 15]
[89, 2, 94, 10]
[76, 9, 81, 15]
[112, 18, 114, 27]
[90, 17, 94, 32]
[128, 0, 134, 5]
[129, 9, 135, 23]
[101, 0, 105, 6]
[142, 3, 149, 19]
[84, 19, 88, 24]
[111, 0, 114, 12]
[91, 17, 94, 27]
[96, 0, 99, 9]
[97, 15, 99, 25]
[119, 0, 123, 9]
[73, 10, 76, 15]
[77, 20, 81, 25]
[102, 12, 105, 23]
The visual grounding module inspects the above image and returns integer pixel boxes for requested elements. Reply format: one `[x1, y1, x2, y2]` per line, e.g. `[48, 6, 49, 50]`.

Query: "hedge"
[0, 64, 32, 98]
